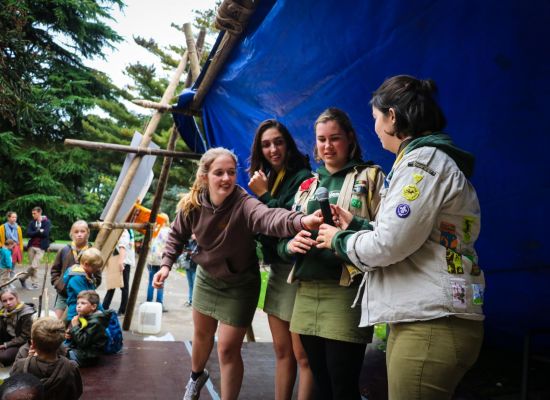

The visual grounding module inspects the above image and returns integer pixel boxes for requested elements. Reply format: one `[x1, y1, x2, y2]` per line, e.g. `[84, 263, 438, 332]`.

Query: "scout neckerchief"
[270, 168, 286, 196]
[71, 241, 90, 262]
[0, 302, 24, 317]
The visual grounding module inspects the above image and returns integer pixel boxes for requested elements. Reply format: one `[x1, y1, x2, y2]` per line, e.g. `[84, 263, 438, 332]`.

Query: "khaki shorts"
[290, 280, 372, 344]
[263, 263, 298, 322]
[193, 265, 260, 327]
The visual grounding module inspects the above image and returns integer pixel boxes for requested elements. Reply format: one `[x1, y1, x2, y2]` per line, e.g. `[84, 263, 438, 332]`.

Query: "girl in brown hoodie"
[153, 147, 322, 400]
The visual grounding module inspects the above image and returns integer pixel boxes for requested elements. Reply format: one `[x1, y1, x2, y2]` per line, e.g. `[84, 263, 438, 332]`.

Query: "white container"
[137, 302, 163, 334]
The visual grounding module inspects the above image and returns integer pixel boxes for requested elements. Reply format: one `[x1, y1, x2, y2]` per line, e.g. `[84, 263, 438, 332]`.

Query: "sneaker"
[184, 301, 192, 307]
[183, 369, 209, 400]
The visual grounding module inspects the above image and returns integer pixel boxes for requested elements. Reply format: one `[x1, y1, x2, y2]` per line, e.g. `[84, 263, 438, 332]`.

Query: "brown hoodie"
[162, 186, 303, 280]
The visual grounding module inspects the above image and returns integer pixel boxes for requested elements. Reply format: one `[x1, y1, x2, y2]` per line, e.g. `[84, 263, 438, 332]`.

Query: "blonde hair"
[80, 247, 103, 270]
[70, 220, 90, 240]
[159, 212, 170, 227]
[31, 317, 65, 353]
[177, 147, 238, 216]
[0, 288, 19, 302]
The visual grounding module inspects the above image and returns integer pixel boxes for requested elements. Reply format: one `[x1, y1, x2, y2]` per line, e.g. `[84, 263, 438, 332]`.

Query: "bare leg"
[268, 314, 297, 400]
[191, 309, 217, 372]
[54, 308, 65, 319]
[217, 323, 247, 400]
[292, 332, 315, 400]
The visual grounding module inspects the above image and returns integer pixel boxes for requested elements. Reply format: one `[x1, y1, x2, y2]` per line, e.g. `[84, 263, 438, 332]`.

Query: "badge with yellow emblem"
[402, 184, 420, 201]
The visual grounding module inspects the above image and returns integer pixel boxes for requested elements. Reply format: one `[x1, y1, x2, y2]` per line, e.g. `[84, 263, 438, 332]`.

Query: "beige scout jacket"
[346, 146, 485, 327]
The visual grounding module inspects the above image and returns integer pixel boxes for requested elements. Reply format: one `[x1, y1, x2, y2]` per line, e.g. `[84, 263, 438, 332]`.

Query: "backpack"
[104, 310, 123, 354]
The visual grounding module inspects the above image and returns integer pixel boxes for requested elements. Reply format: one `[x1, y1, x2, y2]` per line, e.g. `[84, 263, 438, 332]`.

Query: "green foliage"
[1, 0, 218, 236]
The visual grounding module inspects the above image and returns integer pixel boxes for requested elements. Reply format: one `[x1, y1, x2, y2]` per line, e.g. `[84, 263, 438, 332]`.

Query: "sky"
[86, 0, 219, 90]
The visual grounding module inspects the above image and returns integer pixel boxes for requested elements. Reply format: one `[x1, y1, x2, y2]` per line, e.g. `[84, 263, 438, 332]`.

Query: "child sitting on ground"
[65, 290, 110, 367]
[0, 288, 35, 366]
[0, 240, 16, 287]
[63, 247, 103, 321]
[10, 317, 82, 400]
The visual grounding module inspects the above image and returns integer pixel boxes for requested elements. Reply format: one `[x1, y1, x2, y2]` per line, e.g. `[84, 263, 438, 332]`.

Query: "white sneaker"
[183, 369, 209, 400]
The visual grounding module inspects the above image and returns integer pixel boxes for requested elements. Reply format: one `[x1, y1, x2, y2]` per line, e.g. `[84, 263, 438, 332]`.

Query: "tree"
[0, 0, 133, 238]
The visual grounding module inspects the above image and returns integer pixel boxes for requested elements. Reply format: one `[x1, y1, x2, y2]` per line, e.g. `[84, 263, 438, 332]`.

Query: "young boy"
[0, 239, 16, 286]
[65, 290, 110, 367]
[10, 317, 82, 400]
[63, 247, 103, 321]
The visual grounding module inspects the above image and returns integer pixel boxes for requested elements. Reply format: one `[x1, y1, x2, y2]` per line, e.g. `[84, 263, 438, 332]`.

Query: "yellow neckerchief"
[0, 302, 24, 317]
[71, 241, 89, 262]
[270, 168, 286, 196]
[78, 317, 88, 329]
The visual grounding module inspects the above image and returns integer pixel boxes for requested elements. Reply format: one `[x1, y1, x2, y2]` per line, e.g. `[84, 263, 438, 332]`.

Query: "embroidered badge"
[446, 248, 464, 274]
[299, 177, 316, 191]
[353, 180, 368, 194]
[440, 222, 458, 250]
[407, 161, 436, 175]
[413, 173, 424, 184]
[450, 278, 467, 310]
[471, 283, 485, 305]
[462, 216, 476, 243]
[395, 204, 411, 218]
[350, 198, 362, 208]
[402, 184, 420, 201]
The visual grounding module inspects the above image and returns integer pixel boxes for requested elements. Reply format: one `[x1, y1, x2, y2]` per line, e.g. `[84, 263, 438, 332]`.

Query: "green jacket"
[279, 161, 374, 281]
[257, 167, 312, 264]
[68, 310, 110, 366]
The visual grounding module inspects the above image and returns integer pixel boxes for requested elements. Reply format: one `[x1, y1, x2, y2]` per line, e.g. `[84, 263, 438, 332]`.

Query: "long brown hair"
[178, 148, 238, 216]
[248, 119, 310, 189]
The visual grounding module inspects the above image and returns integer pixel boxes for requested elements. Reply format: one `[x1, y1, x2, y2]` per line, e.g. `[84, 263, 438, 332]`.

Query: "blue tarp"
[174, 0, 550, 344]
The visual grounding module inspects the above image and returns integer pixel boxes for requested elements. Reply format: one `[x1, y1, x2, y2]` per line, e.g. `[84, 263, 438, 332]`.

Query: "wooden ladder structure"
[65, 0, 257, 339]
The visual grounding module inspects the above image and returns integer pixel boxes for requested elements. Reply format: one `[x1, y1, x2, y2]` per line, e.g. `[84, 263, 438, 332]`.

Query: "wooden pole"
[185, 28, 206, 88]
[64, 139, 201, 160]
[89, 222, 150, 230]
[189, 0, 255, 111]
[93, 49, 190, 251]
[184, 23, 201, 82]
[123, 125, 179, 331]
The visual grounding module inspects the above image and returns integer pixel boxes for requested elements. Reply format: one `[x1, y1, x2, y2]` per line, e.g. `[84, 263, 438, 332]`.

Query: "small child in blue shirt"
[63, 247, 103, 321]
[0, 239, 16, 286]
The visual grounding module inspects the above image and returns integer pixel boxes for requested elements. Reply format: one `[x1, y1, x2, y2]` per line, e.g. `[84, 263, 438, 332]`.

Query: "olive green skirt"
[290, 280, 373, 344]
[263, 263, 298, 322]
[193, 265, 260, 327]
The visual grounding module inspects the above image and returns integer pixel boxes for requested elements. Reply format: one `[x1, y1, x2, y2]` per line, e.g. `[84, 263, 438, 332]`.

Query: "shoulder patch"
[299, 177, 317, 191]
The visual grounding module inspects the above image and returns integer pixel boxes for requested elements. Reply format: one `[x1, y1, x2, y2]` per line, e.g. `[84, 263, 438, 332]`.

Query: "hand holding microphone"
[315, 187, 334, 226]
[315, 187, 342, 250]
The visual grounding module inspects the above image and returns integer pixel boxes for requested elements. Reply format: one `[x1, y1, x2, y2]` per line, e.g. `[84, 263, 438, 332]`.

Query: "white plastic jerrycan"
[137, 302, 163, 334]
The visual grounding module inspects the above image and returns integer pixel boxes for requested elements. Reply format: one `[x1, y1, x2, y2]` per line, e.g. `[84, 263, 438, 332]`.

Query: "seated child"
[63, 247, 103, 321]
[0, 240, 16, 287]
[65, 290, 110, 367]
[10, 317, 82, 400]
[0, 289, 35, 366]
[0, 372, 45, 400]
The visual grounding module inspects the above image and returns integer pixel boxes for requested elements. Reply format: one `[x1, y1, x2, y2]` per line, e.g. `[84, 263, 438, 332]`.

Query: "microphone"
[315, 187, 334, 226]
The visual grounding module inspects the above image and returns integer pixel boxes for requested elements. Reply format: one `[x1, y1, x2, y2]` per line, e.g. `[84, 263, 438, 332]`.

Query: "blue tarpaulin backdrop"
[174, 0, 550, 344]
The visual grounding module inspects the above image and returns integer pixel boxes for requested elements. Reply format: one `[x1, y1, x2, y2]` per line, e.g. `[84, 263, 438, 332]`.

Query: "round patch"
[396, 204, 411, 218]
[402, 184, 420, 201]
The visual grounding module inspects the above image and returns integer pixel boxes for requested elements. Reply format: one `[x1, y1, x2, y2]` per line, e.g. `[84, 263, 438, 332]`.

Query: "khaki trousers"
[26, 246, 45, 284]
[387, 316, 483, 400]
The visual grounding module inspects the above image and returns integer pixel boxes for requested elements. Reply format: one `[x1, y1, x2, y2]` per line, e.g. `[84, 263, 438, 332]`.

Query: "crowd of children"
[0, 215, 121, 399]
